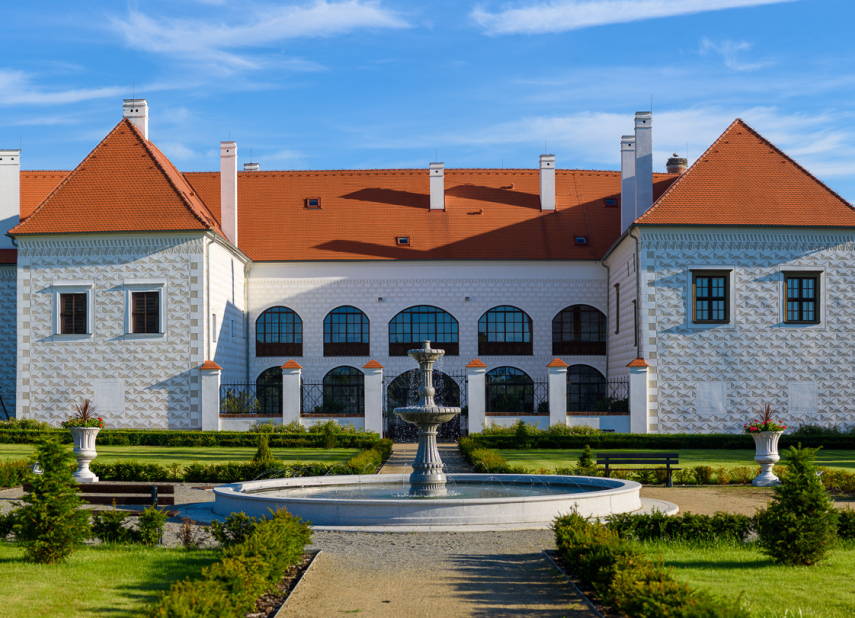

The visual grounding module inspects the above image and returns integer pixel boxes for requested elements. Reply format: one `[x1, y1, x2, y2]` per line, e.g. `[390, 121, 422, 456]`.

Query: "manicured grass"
[497, 448, 855, 471]
[639, 541, 855, 618]
[0, 444, 360, 466]
[0, 543, 218, 618]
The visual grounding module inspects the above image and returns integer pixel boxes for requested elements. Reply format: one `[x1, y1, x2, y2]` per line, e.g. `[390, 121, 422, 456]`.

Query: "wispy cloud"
[700, 37, 772, 71]
[108, 1, 410, 73]
[472, 0, 799, 35]
[0, 69, 126, 106]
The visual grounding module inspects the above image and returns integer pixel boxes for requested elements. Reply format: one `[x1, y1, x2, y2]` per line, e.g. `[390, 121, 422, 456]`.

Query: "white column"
[363, 360, 384, 434]
[628, 358, 650, 434]
[466, 360, 487, 434]
[547, 359, 568, 427]
[200, 361, 222, 432]
[0, 149, 21, 248]
[281, 360, 302, 426]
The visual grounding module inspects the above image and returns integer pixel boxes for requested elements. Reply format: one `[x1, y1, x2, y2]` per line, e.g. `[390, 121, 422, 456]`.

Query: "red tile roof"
[200, 361, 222, 371]
[184, 170, 677, 261]
[11, 119, 224, 238]
[362, 359, 384, 369]
[547, 358, 569, 368]
[637, 119, 855, 226]
[20, 171, 68, 219]
[282, 360, 303, 369]
[466, 359, 487, 368]
[627, 358, 649, 368]
[0, 249, 16, 264]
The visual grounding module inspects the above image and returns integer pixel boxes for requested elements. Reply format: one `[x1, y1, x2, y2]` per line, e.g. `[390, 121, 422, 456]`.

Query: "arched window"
[389, 306, 459, 356]
[322, 366, 365, 415]
[386, 369, 460, 410]
[552, 305, 606, 355]
[567, 365, 607, 412]
[256, 367, 282, 416]
[256, 307, 303, 357]
[478, 306, 533, 355]
[323, 306, 370, 357]
[485, 367, 534, 412]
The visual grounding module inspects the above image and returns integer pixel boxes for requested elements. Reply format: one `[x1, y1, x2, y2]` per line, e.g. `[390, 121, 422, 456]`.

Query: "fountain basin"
[212, 473, 642, 527]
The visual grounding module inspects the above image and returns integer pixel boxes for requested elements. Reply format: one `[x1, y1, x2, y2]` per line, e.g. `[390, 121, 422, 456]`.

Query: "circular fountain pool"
[212, 473, 642, 528]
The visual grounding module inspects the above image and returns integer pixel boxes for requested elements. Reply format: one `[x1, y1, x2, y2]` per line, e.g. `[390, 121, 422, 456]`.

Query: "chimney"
[220, 141, 238, 246]
[429, 162, 445, 211]
[243, 162, 260, 172]
[539, 154, 556, 211]
[123, 99, 149, 140]
[620, 136, 636, 233]
[0, 149, 20, 248]
[666, 153, 688, 175]
[634, 111, 653, 219]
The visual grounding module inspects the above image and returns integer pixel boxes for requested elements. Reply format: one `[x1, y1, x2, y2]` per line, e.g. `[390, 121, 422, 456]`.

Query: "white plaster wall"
[604, 235, 639, 377]
[0, 265, 16, 416]
[247, 261, 609, 389]
[16, 234, 206, 428]
[642, 227, 855, 433]
[207, 240, 249, 382]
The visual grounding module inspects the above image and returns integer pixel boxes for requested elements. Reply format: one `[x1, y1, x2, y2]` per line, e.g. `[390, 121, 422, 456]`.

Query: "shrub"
[633, 469, 656, 485]
[178, 517, 204, 550]
[674, 468, 694, 484]
[137, 505, 169, 546]
[209, 512, 259, 548]
[0, 418, 54, 431]
[577, 444, 595, 471]
[90, 459, 169, 482]
[546, 424, 602, 436]
[714, 467, 730, 485]
[0, 511, 14, 538]
[11, 438, 91, 563]
[346, 439, 392, 473]
[251, 434, 275, 468]
[91, 503, 135, 544]
[220, 390, 261, 415]
[692, 466, 714, 485]
[606, 511, 754, 543]
[728, 466, 754, 484]
[838, 508, 855, 541]
[149, 578, 235, 618]
[757, 444, 838, 565]
[0, 459, 30, 489]
[513, 419, 533, 450]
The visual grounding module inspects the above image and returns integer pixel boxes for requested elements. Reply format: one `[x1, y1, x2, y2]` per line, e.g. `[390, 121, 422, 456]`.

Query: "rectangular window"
[614, 284, 620, 335]
[692, 270, 730, 324]
[131, 291, 160, 334]
[784, 273, 820, 324]
[60, 293, 87, 334]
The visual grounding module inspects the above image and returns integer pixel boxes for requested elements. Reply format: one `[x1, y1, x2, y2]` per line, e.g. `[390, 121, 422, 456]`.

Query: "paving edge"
[541, 550, 605, 618]
[273, 550, 322, 617]
[175, 497, 678, 532]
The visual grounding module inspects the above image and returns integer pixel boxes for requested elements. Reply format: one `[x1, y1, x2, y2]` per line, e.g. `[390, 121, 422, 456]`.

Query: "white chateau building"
[2, 100, 854, 434]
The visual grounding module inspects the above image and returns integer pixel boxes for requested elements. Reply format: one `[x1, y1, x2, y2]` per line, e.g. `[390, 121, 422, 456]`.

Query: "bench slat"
[597, 459, 678, 465]
[597, 453, 679, 458]
[76, 484, 175, 495]
[603, 467, 682, 472]
[82, 496, 175, 506]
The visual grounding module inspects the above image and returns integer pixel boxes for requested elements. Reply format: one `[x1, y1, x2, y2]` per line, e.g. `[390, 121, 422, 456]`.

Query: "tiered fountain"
[211, 341, 647, 529]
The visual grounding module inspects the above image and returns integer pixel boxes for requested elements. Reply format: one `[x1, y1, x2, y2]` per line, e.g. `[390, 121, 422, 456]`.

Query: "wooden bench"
[23, 482, 175, 508]
[597, 453, 681, 487]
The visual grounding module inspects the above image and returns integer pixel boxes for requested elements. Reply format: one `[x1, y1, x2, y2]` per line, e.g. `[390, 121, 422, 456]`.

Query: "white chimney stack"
[539, 154, 556, 211]
[243, 162, 260, 172]
[0, 150, 20, 248]
[429, 162, 445, 211]
[634, 111, 653, 218]
[123, 99, 149, 140]
[620, 136, 636, 233]
[220, 141, 238, 246]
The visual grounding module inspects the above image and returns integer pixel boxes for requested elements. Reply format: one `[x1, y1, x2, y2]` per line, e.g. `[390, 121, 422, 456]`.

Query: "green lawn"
[0, 543, 218, 618]
[639, 541, 855, 618]
[498, 448, 855, 471]
[0, 444, 359, 466]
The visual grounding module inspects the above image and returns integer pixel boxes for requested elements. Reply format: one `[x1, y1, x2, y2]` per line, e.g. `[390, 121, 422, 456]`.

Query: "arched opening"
[256, 367, 283, 416]
[256, 306, 303, 357]
[567, 365, 607, 412]
[486, 366, 534, 412]
[323, 306, 370, 357]
[386, 369, 462, 442]
[478, 306, 533, 355]
[552, 305, 606, 355]
[321, 366, 365, 415]
[388, 306, 459, 356]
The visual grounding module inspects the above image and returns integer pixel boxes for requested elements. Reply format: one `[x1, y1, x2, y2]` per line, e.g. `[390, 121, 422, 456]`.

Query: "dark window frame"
[256, 306, 303, 357]
[305, 198, 321, 209]
[388, 305, 459, 356]
[784, 272, 821, 324]
[485, 366, 535, 413]
[551, 305, 606, 355]
[131, 290, 160, 334]
[322, 366, 365, 415]
[567, 365, 607, 412]
[256, 367, 283, 416]
[477, 305, 533, 356]
[691, 270, 731, 324]
[324, 306, 370, 357]
[59, 293, 87, 335]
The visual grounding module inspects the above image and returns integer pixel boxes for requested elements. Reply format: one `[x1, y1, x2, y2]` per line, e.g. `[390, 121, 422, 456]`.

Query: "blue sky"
[2, 0, 855, 199]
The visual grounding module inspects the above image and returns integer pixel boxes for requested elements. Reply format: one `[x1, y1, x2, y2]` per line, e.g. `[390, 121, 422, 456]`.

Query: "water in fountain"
[394, 340, 461, 496]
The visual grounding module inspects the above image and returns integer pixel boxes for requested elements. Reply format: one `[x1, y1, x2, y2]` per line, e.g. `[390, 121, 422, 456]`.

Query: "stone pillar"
[466, 359, 487, 434]
[628, 358, 650, 434]
[281, 360, 302, 426]
[547, 358, 569, 427]
[362, 360, 384, 434]
[200, 361, 222, 432]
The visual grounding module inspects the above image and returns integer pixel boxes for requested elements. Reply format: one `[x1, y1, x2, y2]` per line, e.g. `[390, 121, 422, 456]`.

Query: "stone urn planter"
[751, 430, 784, 487]
[70, 426, 100, 483]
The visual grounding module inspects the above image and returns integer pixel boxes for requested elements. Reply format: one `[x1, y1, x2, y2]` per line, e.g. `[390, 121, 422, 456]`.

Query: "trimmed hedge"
[469, 432, 855, 450]
[0, 428, 381, 449]
[606, 511, 754, 543]
[0, 459, 30, 489]
[149, 508, 312, 617]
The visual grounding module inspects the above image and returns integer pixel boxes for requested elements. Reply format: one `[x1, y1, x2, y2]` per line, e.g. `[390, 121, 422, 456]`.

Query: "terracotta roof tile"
[466, 359, 487, 368]
[20, 171, 68, 219]
[362, 359, 384, 369]
[282, 360, 303, 369]
[547, 358, 569, 368]
[637, 119, 855, 227]
[200, 361, 222, 370]
[627, 358, 649, 368]
[11, 119, 225, 238]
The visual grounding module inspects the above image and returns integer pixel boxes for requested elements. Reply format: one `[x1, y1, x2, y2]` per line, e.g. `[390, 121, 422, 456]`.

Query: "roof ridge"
[184, 168, 678, 176]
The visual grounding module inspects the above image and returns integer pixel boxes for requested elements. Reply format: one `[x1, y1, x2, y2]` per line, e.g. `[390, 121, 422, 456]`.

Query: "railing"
[301, 381, 364, 416]
[486, 378, 549, 414]
[220, 383, 280, 416]
[567, 378, 629, 414]
[383, 369, 468, 442]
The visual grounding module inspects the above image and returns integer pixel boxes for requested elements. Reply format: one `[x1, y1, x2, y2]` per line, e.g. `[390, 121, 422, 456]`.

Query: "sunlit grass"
[0, 542, 218, 618]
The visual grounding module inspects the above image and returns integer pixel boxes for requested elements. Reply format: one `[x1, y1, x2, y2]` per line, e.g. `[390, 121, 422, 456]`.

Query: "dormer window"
[604, 198, 618, 207]
[397, 236, 410, 246]
[575, 236, 588, 246]
[305, 198, 321, 209]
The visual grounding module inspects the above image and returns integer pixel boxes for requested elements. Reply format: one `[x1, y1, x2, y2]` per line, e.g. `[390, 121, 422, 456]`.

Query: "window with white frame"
[52, 281, 94, 337]
[123, 280, 165, 336]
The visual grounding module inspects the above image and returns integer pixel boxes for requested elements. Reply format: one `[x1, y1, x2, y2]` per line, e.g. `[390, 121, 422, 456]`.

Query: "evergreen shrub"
[91, 504, 134, 544]
[137, 505, 169, 546]
[757, 444, 839, 565]
[692, 466, 714, 485]
[0, 459, 30, 489]
[605, 511, 754, 543]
